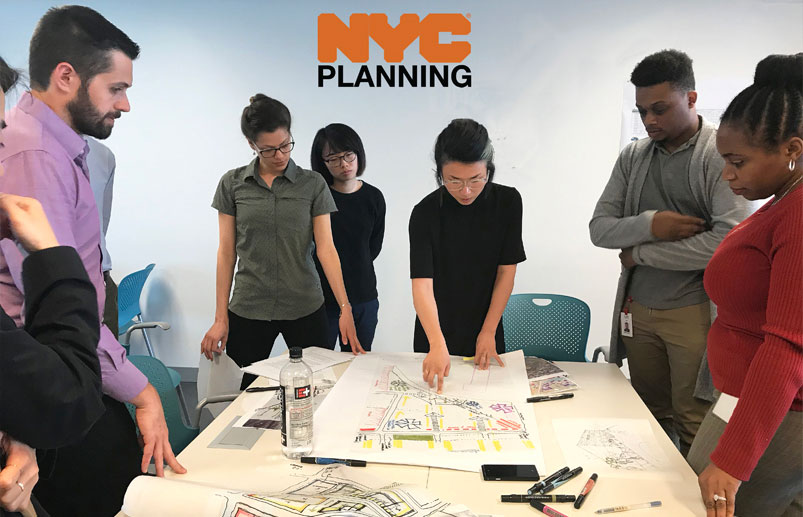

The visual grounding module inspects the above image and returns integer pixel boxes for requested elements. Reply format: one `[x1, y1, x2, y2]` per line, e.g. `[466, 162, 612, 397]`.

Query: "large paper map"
[313, 351, 544, 472]
[122, 465, 483, 517]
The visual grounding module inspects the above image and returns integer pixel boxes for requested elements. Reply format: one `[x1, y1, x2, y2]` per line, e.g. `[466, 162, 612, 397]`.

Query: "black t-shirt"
[408, 183, 526, 356]
[315, 181, 386, 306]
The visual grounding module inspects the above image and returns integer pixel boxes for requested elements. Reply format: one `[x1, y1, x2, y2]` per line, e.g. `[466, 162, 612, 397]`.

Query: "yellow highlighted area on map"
[477, 440, 486, 451]
[393, 439, 403, 448]
[428, 441, 434, 449]
[524, 440, 535, 449]
[363, 440, 373, 449]
[444, 441, 453, 451]
[493, 440, 502, 451]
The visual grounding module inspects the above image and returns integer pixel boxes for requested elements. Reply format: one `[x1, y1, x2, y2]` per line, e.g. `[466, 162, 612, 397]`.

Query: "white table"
[145, 361, 704, 516]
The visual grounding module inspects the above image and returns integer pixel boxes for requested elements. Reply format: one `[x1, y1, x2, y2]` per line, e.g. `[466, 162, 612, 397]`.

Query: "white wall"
[2, 1, 801, 369]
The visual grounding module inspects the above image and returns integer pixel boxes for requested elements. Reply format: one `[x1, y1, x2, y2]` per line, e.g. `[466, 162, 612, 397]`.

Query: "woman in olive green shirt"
[201, 95, 363, 388]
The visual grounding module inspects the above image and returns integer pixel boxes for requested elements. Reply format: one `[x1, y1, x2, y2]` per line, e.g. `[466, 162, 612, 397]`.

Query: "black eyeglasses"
[252, 140, 294, 158]
[323, 151, 357, 166]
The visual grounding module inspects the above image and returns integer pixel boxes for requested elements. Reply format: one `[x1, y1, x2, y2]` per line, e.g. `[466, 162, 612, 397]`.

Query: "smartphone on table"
[481, 464, 540, 481]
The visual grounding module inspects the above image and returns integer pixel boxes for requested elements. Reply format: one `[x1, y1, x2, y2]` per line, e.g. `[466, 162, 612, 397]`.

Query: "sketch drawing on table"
[121, 465, 482, 517]
[576, 425, 659, 470]
[552, 418, 670, 478]
[355, 365, 536, 454]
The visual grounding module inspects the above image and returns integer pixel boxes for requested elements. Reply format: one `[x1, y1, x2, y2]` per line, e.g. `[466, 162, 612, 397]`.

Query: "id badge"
[620, 312, 633, 337]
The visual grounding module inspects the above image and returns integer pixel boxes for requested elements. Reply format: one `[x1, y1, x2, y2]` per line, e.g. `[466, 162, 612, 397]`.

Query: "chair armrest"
[592, 346, 610, 363]
[193, 394, 240, 428]
[122, 321, 170, 345]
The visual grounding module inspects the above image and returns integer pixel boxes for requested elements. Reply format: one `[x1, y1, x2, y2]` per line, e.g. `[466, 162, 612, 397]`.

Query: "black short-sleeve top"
[212, 158, 337, 320]
[408, 183, 526, 356]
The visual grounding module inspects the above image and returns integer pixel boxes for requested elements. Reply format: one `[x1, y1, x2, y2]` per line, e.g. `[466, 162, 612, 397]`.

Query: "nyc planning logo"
[317, 13, 472, 88]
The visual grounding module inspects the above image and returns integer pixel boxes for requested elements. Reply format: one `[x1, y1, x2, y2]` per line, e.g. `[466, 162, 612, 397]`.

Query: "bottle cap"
[289, 347, 302, 359]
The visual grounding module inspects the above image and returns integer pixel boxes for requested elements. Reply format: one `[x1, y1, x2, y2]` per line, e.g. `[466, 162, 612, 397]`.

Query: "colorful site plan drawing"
[313, 351, 545, 472]
[122, 465, 483, 517]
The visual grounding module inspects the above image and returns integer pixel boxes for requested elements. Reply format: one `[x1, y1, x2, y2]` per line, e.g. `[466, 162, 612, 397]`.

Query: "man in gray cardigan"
[589, 50, 752, 456]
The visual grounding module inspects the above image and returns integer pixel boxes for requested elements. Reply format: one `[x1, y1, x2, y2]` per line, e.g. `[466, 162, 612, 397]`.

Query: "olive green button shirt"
[212, 158, 337, 320]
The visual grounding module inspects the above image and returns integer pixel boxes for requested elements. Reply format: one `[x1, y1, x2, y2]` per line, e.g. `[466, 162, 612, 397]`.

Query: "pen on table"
[530, 500, 569, 517]
[528, 466, 569, 494]
[540, 466, 583, 494]
[595, 501, 662, 514]
[501, 494, 576, 503]
[527, 393, 574, 403]
[300, 457, 367, 467]
[245, 386, 281, 393]
[574, 473, 598, 509]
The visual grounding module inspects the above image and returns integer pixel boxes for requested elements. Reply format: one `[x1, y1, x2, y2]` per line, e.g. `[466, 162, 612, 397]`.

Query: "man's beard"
[67, 84, 119, 139]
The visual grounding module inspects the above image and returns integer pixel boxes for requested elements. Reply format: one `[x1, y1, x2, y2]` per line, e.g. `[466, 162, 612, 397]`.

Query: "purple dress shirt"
[0, 92, 147, 402]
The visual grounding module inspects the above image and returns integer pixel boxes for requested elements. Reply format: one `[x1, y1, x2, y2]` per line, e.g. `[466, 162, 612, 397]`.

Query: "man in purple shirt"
[0, 6, 185, 516]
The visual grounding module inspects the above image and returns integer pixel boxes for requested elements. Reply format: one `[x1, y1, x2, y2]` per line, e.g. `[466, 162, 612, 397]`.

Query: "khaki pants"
[621, 300, 712, 454]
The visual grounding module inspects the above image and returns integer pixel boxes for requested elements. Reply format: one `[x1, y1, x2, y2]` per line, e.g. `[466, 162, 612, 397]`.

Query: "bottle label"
[294, 385, 311, 399]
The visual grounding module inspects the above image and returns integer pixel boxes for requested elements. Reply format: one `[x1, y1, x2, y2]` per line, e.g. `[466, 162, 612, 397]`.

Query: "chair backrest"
[117, 263, 155, 330]
[125, 355, 198, 454]
[503, 293, 591, 362]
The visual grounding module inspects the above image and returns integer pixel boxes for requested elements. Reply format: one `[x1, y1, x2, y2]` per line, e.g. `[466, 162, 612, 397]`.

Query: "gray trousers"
[688, 397, 803, 517]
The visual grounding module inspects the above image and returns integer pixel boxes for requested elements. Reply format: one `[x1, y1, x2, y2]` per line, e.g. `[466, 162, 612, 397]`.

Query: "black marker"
[540, 466, 583, 494]
[245, 386, 281, 393]
[501, 494, 576, 503]
[528, 466, 569, 494]
[527, 393, 574, 403]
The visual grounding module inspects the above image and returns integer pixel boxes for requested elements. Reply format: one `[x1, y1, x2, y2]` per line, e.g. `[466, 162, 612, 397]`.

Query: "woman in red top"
[688, 53, 802, 517]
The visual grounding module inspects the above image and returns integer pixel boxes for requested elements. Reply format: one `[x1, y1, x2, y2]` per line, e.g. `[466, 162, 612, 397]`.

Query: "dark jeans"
[324, 299, 379, 352]
[226, 305, 329, 389]
[33, 395, 141, 517]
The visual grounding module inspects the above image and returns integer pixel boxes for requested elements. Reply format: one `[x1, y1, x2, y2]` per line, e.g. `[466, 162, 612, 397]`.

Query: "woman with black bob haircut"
[687, 53, 802, 517]
[202, 95, 363, 389]
[408, 118, 526, 393]
[310, 123, 385, 352]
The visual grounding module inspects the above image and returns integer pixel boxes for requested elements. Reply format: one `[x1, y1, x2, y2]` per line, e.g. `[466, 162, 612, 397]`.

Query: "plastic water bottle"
[280, 347, 313, 458]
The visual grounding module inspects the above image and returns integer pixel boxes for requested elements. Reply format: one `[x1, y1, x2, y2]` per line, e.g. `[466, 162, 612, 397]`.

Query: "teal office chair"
[118, 263, 156, 356]
[503, 293, 591, 362]
[123, 322, 190, 424]
[125, 355, 198, 454]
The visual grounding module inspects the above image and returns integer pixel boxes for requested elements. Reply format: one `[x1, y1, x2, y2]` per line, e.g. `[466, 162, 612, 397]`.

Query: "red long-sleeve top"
[703, 186, 803, 481]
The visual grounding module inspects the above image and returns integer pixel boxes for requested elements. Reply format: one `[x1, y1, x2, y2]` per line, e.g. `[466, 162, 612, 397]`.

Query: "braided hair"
[721, 53, 802, 150]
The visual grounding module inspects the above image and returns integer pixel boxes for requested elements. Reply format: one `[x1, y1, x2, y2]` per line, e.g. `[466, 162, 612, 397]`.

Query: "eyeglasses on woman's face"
[323, 151, 357, 166]
[253, 140, 295, 158]
[443, 175, 488, 191]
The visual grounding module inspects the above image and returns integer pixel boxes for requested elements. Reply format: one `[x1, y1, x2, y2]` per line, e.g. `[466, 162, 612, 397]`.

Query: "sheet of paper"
[524, 356, 567, 381]
[529, 375, 579, 396]
[242, 347, 353, 380]
[234, 367, 338, 429]
[552, 418, 675, 479]
[122, 464, 482, 517]
[312, 351, 545, 473]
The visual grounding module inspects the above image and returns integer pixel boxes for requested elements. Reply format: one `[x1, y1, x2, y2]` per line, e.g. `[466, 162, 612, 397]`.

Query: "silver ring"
[713, 494, 726, 502]
[17, 481, 24, 491]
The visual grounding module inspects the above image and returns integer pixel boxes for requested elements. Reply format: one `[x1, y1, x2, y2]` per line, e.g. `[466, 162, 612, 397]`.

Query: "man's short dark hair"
[630, 49, 695, 92]
[0, 56, 20, 94]
[29, 5, 140, 90]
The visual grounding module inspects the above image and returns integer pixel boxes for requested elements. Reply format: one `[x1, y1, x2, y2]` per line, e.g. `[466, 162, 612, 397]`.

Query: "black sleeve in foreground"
[370, 188, 386, 260]
[499, 188, 526, 265]
[409, 202, 434, 279]
[0, 246, 104, 449]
